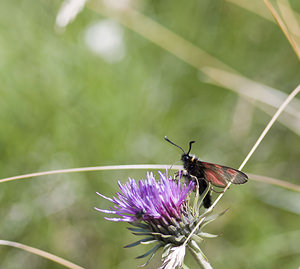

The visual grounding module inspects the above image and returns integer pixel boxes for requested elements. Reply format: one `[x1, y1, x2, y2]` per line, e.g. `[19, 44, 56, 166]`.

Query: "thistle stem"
[188, 242, 213, 269]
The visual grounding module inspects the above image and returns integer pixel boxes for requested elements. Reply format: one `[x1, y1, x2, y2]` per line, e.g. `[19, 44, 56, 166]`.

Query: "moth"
[164, 136, 248, 208]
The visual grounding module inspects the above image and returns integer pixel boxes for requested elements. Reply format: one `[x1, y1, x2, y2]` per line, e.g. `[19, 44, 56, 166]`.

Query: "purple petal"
[96, 170, 194, 223]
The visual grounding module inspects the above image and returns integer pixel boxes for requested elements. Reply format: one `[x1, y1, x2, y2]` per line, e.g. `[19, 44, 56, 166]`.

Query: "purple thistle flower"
[95, 170, 220, 268]
[95, 171, 195, 223]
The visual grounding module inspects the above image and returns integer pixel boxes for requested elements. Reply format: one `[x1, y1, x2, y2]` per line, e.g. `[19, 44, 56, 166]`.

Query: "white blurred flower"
[84, 20, 125, 63]
[56, 0, 87, 28]
[102, 0, 132, 10]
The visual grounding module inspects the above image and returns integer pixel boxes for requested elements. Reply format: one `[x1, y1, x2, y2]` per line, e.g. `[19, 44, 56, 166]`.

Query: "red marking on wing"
[227, 169, 236, 175]
[204, 169, 227, 187]
[201, 162, 248, 187]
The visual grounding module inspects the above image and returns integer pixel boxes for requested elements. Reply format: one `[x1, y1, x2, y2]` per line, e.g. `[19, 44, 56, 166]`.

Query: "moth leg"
[190, 174, 200, 191]
[186, 174, 200, 190]
[173, 170, 185, 181]
[173, 171, 179, 180]
[181, 169, 189, 177]
[190, 175, 198, 181]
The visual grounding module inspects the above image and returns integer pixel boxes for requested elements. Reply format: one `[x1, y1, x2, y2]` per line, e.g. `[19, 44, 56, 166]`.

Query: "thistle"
[95, 171, 224, 268]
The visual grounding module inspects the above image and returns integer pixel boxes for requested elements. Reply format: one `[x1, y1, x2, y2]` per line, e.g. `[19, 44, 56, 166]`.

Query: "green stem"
[188, 241, 213, 269]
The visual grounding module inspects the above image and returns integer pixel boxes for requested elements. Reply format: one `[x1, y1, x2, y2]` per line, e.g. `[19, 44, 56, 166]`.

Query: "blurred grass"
[0, 0, 300, 268]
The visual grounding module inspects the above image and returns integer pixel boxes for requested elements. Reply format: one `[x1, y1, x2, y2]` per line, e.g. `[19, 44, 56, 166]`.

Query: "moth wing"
[201, 162, 248, 188]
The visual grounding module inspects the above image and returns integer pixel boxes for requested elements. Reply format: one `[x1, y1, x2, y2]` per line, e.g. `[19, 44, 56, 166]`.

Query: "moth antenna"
[164, 136, 186, 154]
[168, 160, 181, 170]
[187, 141, 196, 155]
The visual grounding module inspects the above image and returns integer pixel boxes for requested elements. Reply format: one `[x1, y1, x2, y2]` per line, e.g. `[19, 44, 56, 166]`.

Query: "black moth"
[165, 136, 248, 208]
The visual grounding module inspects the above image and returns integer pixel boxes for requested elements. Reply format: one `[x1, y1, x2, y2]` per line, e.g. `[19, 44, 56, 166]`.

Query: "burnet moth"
[164, 136, 248, 208]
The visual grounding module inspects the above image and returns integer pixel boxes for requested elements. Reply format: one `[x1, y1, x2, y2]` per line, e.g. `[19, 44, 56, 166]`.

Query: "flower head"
[96, 170, 220, 268]
[95, 171, 195, 223]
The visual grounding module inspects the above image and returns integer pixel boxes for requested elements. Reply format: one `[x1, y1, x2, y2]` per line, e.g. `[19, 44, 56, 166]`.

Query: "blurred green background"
[1, 0, 300, 268]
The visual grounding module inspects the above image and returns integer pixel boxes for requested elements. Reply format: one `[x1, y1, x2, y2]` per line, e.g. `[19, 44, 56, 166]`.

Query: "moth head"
[181, 153, 191, 163]
[164, 136, 195, 161]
